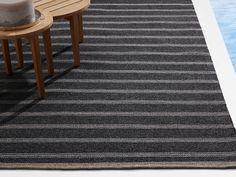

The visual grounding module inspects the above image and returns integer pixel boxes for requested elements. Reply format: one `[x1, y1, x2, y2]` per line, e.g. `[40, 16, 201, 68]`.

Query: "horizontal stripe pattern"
[83, 21, 200, 24]
[0, 69, 216, 74]
[0, 124, 233, 129]
[0, 138, 236, 143]
[0, 79, 219, 83]
[86, 9, 195, 12]
[1, 152, 236, 159]
[0, 112, 230, 117]
[90, 3, 194, 6]
[0, 89, 222, 94]
[0, 162, 235, 169]
[1, 59, 212, 65]
[0, 100, 226, 105]
[0, 0, 235, 169]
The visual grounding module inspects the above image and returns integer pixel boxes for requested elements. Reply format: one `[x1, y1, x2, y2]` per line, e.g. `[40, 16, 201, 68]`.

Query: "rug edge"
[0, 161, 236, 170]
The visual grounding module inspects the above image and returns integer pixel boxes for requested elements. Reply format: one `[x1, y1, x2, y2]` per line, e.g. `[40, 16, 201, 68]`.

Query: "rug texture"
[0, 0, 236, 169]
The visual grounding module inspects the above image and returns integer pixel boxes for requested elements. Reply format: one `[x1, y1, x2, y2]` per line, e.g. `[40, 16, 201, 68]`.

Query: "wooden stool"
[33, 0, 91, 67]
[0, 10, 53, 98]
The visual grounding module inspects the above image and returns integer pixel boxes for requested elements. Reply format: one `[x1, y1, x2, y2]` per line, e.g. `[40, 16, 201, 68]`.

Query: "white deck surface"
[193, 0, 236, 127]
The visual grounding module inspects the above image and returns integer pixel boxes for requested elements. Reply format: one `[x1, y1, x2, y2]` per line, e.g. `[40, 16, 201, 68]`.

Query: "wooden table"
[33, 0, 91, 66]
[0, 10, 53, 98]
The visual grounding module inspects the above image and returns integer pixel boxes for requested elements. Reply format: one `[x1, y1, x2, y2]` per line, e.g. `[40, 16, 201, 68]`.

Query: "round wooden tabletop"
[33, 0, 91, 19]
[0, 9, 53, 39]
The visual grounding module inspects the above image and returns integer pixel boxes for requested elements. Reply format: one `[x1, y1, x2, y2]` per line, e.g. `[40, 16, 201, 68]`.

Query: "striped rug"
[0, 0, 236, 169]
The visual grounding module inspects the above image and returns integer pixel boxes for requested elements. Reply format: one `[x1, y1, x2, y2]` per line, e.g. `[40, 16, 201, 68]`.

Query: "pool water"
[210, 0, 236, 73]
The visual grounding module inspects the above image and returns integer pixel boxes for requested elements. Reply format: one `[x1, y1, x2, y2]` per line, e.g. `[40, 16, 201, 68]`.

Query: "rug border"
[0, 162, 236, 170]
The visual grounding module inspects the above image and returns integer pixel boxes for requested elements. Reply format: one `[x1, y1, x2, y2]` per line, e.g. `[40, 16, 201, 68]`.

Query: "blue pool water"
[210, 0, 236, 73]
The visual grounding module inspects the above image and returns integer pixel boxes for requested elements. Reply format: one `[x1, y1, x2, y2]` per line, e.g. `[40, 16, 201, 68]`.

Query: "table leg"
[78, 13, 84, 43]
[15, 38, 24, 68]
[28, 35, 45, 98]
[69, 15, 80, 67]
[1, 40, 12, 75]
[43, 28, 54, 76]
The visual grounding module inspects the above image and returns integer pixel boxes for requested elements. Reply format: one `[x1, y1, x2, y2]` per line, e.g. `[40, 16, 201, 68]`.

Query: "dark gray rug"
[0, 0, 236, 169]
